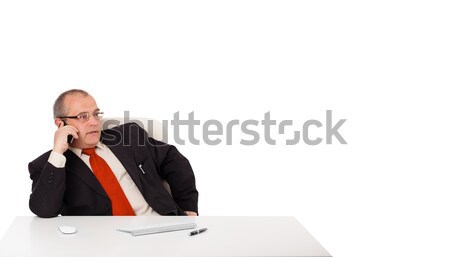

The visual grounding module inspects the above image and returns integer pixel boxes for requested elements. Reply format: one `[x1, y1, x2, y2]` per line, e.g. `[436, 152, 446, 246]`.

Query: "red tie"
[82, 148, 135, 216]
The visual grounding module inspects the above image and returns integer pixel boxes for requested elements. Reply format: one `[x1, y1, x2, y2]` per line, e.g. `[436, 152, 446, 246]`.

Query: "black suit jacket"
[29, 123, 198, 218]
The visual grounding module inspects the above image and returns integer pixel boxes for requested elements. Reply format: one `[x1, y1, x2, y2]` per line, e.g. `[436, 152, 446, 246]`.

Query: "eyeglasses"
[58, 111, 104, 122]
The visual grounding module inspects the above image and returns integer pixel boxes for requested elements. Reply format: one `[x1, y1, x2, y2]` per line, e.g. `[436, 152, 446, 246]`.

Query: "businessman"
[29, 89, 198, 218]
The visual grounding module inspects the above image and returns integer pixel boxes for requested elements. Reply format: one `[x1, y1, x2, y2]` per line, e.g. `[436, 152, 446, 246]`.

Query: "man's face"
[62, 94, 102, 149]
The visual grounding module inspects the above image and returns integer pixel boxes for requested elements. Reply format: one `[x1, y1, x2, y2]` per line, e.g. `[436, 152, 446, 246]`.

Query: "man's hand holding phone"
[53, 121, 79, 154]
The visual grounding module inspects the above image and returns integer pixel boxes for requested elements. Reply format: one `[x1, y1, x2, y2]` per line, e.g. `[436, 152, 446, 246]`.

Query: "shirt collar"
[69, 141, 105, 157]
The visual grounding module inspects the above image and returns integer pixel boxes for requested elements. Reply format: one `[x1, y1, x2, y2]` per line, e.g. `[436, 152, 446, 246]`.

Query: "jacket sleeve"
[146, 137, 199, 214]
[28, 152, 66, 218]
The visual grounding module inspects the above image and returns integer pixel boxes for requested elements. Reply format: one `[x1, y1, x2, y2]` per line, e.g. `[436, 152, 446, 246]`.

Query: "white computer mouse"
[58, 225, 77, 234]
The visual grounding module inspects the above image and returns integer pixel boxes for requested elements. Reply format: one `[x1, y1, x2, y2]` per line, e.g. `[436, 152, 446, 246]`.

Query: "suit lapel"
[102, 135, 144, 192]
[64, 150, 108, 197]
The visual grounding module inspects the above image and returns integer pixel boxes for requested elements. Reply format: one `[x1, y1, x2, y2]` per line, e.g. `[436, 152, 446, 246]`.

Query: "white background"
[1, 1, 449, 256]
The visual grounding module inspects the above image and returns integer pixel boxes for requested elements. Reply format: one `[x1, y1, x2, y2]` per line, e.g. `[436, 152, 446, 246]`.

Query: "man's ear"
[55, 119, 64, 127]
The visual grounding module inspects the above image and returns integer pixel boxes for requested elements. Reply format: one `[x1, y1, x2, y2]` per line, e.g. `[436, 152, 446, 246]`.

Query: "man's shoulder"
[101, 122, 148, 146]
[103, 122, 146, 134]
[101, 122, 168, 148]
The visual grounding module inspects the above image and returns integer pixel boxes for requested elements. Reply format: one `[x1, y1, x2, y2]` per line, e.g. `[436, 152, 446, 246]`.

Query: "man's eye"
[94, 112, 103, 118]
[79, 113, 89, 120]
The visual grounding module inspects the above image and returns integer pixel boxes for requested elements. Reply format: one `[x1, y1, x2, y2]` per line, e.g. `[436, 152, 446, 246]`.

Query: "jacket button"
[105, 205, 111, 211]
[50, 172, 54, 176]
[48, 180, 53, 184]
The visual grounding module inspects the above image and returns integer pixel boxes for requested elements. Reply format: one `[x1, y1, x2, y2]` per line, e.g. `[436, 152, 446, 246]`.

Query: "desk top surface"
[0, 216, 331, 257]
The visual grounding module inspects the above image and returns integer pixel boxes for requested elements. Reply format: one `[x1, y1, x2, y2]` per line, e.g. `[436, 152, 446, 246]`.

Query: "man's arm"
[146, 137, 199, 215]
[29, 151, 66, 218]
[29, 122, 78, 218]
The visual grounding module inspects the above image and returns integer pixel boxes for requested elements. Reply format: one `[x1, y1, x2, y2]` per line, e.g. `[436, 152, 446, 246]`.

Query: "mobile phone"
[61, 120, 74, 144]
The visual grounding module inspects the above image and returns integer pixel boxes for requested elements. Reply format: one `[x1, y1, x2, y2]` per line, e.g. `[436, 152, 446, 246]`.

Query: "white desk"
[0, 216, 331, 257]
